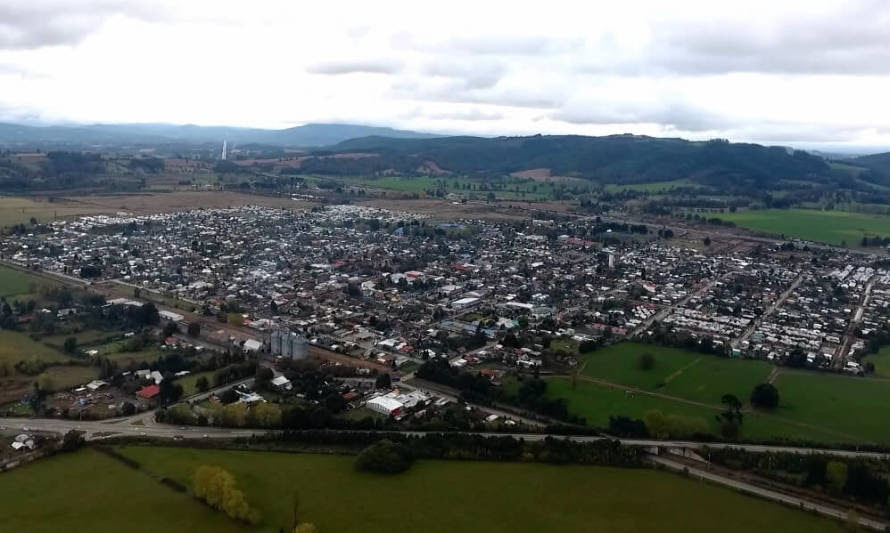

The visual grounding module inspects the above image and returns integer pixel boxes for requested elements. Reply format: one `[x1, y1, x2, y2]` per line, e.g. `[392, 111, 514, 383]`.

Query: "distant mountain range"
[317, 134, 843, 187]
[0, 122, 439, 149]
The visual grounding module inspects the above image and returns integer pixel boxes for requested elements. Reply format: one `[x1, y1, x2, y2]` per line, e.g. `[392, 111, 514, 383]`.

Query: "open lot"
[581, 343, 772, 405]
[716, 208, 890, 246]
[0, 449, 241, 533]
[109, 446, 844, 533]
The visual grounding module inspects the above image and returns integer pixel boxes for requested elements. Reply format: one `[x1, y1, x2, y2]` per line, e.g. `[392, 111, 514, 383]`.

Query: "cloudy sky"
[1, 0, 889, 149]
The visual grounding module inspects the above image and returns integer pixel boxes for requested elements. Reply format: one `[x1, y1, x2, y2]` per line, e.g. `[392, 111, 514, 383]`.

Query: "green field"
[581, 343, 772, 405]
[553, 343, 890, 444]
[0, 330, 70, 366]
[329, 175, 579, 201]
[864, 346, 890, 378]
[546, 377, 857, 444]
[0, 449, 241, 532]
[772, 370, 890, 443]
[716, 208, 890, 246]
[176, 370, 214, 396]
[99, 446, 845, 533]
[0, 264, 42, 297]
[604, 178, 695, 193]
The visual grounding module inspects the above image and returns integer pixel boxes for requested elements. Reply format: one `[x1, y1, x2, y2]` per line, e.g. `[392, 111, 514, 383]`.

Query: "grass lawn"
[117, 446, 843, 533]
[0, 330, 70, 366]
[772, 370, 890, 443]
[0, 448, 241, 533]
[716, 208, 890, 246]
[864, 345, 890, 378]
[581, 343, 772, 405]
[0, 264, 43, 297]
[176, 370, 214, 396]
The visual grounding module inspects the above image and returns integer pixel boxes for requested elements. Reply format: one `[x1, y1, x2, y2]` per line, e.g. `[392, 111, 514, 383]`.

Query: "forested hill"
[320, 134, 832, 186]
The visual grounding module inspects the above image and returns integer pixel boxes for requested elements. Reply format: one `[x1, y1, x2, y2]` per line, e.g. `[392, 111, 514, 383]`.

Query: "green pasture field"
[0, 264, 43, 297]
[0, 448, 241, 533]
[114, 446, 844, 533]
[0, 330, 70, 366]
[716, 208, 890, 246]
[581, 343, 772, 405]
[864, 345, 890, 378]
[772, 370, 890, 443]
[545, 377, 857, 444]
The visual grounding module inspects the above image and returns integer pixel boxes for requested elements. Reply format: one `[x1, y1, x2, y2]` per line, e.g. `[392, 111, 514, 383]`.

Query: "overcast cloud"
[0, 0, 889, 149]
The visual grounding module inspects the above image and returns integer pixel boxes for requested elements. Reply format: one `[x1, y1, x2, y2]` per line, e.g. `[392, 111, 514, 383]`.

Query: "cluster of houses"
[2, 204, 889, 384]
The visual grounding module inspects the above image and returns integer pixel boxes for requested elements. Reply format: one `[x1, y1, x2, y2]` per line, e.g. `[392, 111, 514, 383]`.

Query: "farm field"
[581, 343, 772, 405]
[332, 175, 581, 201]
[0, 192, 315, 229]
[716, 208, 890, 246]
[604, 178, 695, 193]
[0, 449, 241, 533]
[0, 330, 70, 366]
[114, 446, 844, 533]
[772, 370, 890, 443]
[0, 264, 43, 297]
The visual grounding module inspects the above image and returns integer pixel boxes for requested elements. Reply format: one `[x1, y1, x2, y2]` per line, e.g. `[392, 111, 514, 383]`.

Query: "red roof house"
[137, 384, 160, 399]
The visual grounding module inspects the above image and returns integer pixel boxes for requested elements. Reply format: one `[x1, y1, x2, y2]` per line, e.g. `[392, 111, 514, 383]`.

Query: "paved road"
[732, 271, 805, 349]
[3, 415, 889, 461]
[650, 454, 888, 530]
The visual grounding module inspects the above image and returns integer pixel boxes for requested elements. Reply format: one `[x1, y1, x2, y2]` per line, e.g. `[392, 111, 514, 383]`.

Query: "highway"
[3, 415, 889, 460]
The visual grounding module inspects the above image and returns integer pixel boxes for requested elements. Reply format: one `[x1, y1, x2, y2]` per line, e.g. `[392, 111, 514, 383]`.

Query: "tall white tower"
[221, 140, 228, 160]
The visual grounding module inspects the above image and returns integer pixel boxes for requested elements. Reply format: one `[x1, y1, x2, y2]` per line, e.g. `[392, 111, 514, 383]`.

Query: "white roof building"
[243, 339, 263, 352]
[366, 395, 403, 415]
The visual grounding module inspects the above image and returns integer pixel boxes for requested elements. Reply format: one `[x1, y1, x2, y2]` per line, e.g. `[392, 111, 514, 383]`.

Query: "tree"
[637, 353, 655, 371]
[120, 401, 136, 416]
[703, 236, 712, 246]
[163, 321, 179, 337]
[63, 337, 78, 354]
[159, 379, 183, 405]
[826, 460, 848, 494]
[60, 430, 85, 452]
[187, 322, 201, 337]
[221, 402, 248, 427]
[196, 376, 210, 393]
[192, 465, 261, 524]
[37, 374, 55, 393]
[375, 373, 392, 389]
[750, 383, 779, 409]
[248, 402, 282, 428]
[354, 440, 413, 474]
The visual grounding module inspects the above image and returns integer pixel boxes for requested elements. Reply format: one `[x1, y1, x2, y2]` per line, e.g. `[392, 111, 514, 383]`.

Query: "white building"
[366, 395, 403, 416]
